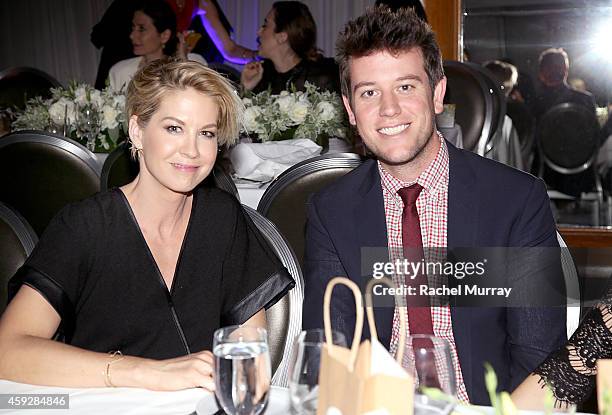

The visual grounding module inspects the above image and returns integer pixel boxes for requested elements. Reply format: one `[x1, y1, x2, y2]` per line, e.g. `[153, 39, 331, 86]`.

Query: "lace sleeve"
[534, 295, 612, 406]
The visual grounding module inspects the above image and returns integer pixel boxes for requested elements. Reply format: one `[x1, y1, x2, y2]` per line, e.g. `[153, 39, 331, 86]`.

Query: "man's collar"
[378, 131, 449, 197]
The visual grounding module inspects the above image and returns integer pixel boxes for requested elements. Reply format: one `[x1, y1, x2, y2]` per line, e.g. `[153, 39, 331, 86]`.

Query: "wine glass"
[213, 325, 271, 415]
[46, 118, 62, 135]
[403, 335, 456, 415]
[75, 103, 101, 152]
[288, 329, 347, 414]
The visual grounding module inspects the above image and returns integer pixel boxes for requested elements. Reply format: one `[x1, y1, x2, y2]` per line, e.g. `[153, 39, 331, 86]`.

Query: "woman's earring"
[130, 139, 142, 158]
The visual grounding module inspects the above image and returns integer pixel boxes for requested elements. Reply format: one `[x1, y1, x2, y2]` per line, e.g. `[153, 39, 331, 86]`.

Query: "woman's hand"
[241, 62, 264, 91]
[138, 350, 215, 391]
[177, 31, 190, 60]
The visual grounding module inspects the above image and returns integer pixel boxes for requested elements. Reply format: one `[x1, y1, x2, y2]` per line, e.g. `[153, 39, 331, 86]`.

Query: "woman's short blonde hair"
[126, 58, 243, 157]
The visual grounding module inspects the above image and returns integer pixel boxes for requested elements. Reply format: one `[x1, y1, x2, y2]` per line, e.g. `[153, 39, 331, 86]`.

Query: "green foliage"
[12, 82, 127, 153]
[241, 82, 349, 145]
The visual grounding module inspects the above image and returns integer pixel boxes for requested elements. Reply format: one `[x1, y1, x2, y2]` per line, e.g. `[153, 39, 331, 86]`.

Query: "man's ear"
[342, 95, 356, 126]
[128, 115, 144, 149]
[433, 76, 447, 115]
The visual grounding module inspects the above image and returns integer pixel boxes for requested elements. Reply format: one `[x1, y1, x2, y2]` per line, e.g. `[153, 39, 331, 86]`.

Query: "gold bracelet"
[104, 350, 124, 388]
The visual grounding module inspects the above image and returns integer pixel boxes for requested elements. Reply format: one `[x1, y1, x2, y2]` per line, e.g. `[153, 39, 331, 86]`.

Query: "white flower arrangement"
[12, 82, 127, 152]
[241, 82, 349, 145]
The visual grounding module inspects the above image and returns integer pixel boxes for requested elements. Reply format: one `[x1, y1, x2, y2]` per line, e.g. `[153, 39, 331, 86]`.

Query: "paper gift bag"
[317, 277, 414, 415]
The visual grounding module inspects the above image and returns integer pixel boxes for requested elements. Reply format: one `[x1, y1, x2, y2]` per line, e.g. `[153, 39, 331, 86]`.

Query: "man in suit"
[533, 48, 596, 120]
[302, 6, 566, 405]
[532, 47, 598, 196]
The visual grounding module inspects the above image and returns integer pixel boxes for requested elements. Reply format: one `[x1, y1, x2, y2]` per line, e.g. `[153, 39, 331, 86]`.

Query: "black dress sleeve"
[534, 282, 612, 406]
[7, 201, 95, 332]
[220, 205, 295, 325]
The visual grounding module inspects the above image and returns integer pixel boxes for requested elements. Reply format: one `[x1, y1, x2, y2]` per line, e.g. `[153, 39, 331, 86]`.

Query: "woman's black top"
[534, 281, 612, 406]
[8, 187, 294, 360]
[252, 57, 340, 95]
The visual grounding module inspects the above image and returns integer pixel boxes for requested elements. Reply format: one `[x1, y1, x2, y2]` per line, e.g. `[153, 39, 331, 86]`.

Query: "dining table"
[0, 380, 209, 414]
[0, 379, 596, 414]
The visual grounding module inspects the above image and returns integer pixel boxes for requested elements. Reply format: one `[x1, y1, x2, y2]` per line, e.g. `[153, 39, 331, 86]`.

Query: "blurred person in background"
[91, 0, 140, 89]
[240, 1, 340, 94]
[533, 48, 596, 119]
[94, 0, 234, 89]
[108, 0, 206, 92]
[533, 48, 598, 196]
[484, 59, 533, 170]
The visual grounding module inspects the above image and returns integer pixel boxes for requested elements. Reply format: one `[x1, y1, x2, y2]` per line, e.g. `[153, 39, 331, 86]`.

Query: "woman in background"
[109, 0, 206, 91]
[240, 1, 340, 94]
[91, 0, 139, 89]
[0, 60, 293, 390]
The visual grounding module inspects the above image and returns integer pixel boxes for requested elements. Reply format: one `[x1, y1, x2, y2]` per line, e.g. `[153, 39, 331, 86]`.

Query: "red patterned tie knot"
[398, 183, 423, 208]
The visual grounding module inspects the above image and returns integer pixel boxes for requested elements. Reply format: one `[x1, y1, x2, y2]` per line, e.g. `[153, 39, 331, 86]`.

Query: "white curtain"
[0, 0, 378, 86]
[0, 0, 113, 85]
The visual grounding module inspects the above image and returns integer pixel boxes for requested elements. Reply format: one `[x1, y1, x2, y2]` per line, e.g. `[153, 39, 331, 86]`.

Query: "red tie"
[398, 184, 434, 335]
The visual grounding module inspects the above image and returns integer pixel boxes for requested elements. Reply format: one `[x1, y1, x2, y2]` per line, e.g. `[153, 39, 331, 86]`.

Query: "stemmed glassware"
[403, 335, 457, 415]
[288, 329, 347, 414]
[213, 325, 271, 415]
[75, 103, 101, 152]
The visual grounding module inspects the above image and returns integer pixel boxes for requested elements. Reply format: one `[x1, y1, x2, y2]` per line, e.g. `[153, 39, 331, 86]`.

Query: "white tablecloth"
[236, 182, 271, 209]
[234, 138, 353, 209]
[0, 380, 593, 414]
[0, 380, 209, 414]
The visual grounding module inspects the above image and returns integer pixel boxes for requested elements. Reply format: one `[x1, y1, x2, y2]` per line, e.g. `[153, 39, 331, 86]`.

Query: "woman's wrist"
[103, 351, 124, 387]
[240, 48, 257, 61]
[105, 355, 150, 388]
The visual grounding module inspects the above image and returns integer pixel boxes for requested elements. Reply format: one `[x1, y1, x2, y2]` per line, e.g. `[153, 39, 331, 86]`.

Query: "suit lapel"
[447, 142, 478, 401]
[447, 142, 478, 248]
[353, 161, 394, 346]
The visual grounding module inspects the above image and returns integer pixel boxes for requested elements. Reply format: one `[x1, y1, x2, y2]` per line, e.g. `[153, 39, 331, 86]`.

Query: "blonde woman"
[0, 59, 293, 390]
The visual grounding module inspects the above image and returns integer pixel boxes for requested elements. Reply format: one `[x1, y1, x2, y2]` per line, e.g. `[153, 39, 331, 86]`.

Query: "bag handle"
[323, 277, 364, 370]
[365, 277, 407, 364]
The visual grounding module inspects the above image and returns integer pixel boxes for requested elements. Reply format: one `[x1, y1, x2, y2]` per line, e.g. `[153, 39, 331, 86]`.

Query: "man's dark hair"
[336, 5, 444, 100]
[374, 0, 428, 22]
[538, 47, 569, 86]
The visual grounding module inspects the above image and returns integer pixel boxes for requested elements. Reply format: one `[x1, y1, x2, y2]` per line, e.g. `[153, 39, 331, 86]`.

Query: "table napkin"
[230, 138, 322, 182]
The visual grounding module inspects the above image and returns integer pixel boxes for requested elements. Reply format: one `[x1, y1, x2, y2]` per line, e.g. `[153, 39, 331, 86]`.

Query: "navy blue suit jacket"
[302, 141, 566, 404]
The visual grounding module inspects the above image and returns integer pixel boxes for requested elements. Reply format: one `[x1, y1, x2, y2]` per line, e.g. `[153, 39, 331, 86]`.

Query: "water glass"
[288, 329, 347, 414]
[75, 104, 101, 152]
[403, 335, 456, 415]
[213, 325, 271, 415]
